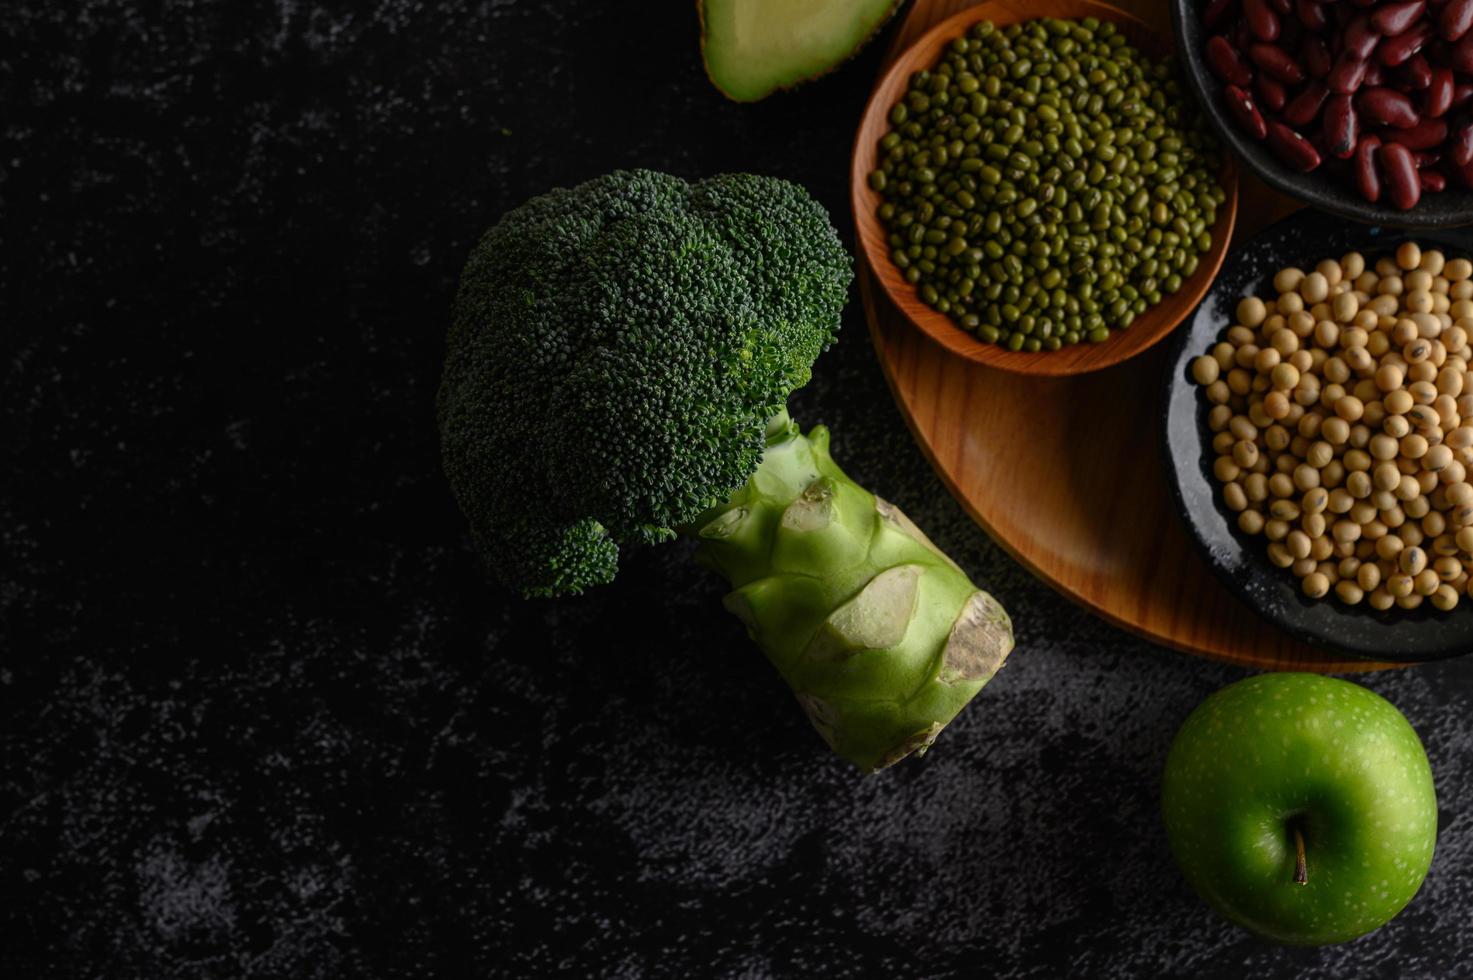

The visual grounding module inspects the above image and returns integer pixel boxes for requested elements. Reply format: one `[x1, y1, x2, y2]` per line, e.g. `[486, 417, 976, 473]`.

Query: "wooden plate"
[850, 0, 1238, 376]
[858, 0, 1398, 670]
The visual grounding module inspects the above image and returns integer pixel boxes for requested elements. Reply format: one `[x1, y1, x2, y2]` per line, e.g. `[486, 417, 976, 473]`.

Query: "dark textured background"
[4, 2, 1473, 977]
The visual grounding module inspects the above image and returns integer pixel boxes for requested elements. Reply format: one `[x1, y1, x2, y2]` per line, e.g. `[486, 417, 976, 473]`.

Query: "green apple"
[1162, 673, 1437, 946]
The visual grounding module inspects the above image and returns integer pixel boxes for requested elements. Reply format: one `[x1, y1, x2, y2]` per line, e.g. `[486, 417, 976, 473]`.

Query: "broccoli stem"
[690, 410, 1014, 772]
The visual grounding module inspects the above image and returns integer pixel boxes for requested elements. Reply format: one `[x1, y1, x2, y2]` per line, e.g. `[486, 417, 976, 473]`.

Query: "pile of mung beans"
[1193, 241, 1473, 612]
[868, 17, 1226, 351]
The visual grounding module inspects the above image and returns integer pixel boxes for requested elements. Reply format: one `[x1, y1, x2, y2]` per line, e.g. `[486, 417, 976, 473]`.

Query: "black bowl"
[1170, 1, 1473, 229]
[1162, 209, 1473, 661]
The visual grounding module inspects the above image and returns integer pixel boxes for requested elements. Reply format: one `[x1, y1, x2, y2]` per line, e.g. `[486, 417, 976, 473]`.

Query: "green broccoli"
[439, 169, 1013, 771]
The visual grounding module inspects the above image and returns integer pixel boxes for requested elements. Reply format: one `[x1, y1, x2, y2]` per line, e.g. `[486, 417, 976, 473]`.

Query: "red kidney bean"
[1364, 60, 1387, 86]
[1355, 134, 1384, 200]
[1268, 0, 1292, 15]
[1413, 149, 1442, 167]
[1245, 0, 1282, 40]
[1358, 85, 1423, 126]
[1425, 67, 1456, 114]
[1452, 31, 1473, 70]
[1344, 16, 1382, 59]
[1386, 117, 1449, 146]
[1207, 35, 1256, 86]
[1296, 0, 1330, 31]
[1421, 169, 1449, 191]
[1452, 82, 1473, 108]
[1205, 0, 1239, 30]
[1421, 73, 1455, 116]
[1309, 128, 1332, 159]
[1257, 73, 1290, 110]
[1443, 0, 1473, 40]
[1286, 80, 1331, 124]
[1224, 85, 1270, 138]
[1303, 35, 1334, 76]
[1330, 53, 1372, 92]
[1380, 23, 1434, 64]
[1373, 1, 1428, 36]
[1400, 54, 1435, 88]
[1451, 120, 1473, 163]
[1250, 42, 1309, 82]
[1324, 93, 1361, 155]
[1268, 121, 1324, 169]
[1379, 141, 1423, 207]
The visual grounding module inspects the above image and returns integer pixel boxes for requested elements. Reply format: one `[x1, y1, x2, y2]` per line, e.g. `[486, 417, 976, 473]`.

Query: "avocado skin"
[698, 0, 905, 103]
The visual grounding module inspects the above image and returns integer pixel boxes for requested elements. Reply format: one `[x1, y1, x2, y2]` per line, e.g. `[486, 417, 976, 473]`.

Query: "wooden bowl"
[849, 0, 1240, 376]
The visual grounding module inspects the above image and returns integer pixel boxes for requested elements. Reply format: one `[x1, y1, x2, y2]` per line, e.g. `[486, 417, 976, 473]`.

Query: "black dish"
[1162, 208, 1473, 661]
[1170, 0, 1473, 230]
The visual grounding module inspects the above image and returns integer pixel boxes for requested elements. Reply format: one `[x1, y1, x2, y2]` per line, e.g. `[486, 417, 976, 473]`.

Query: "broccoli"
[439, 169, 1013, 771]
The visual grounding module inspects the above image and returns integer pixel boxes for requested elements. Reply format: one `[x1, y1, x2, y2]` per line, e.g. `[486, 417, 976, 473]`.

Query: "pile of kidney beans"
[1204, 0, 1473, 209]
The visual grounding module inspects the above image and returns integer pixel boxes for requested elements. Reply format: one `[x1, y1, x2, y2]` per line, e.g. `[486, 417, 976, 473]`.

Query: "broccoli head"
[438, 169, 853, 597]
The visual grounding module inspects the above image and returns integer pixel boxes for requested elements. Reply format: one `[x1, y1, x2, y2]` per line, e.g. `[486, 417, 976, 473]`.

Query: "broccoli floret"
[438, 169, 853, 597]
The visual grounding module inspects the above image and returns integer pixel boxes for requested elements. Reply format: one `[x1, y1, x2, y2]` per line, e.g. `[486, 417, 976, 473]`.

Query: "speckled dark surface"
[4, 2, 1473, 978]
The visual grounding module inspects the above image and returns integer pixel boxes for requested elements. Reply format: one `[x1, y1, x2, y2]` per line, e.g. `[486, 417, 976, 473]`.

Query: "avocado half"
[699, 0, 905, 103]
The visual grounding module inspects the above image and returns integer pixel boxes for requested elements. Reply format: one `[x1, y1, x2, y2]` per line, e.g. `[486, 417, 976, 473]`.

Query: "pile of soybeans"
[1192, 241, 1473, 612]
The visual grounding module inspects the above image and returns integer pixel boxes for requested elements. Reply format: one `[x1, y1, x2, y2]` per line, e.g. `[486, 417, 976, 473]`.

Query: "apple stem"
[1293, 826, 1308, 886]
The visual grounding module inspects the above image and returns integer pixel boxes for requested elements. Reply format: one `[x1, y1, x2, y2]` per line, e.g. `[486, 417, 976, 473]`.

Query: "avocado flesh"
[700, 0, 902, 102]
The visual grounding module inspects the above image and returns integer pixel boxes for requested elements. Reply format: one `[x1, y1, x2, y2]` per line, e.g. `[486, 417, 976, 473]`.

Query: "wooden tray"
[858, 0, 1397, 671]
